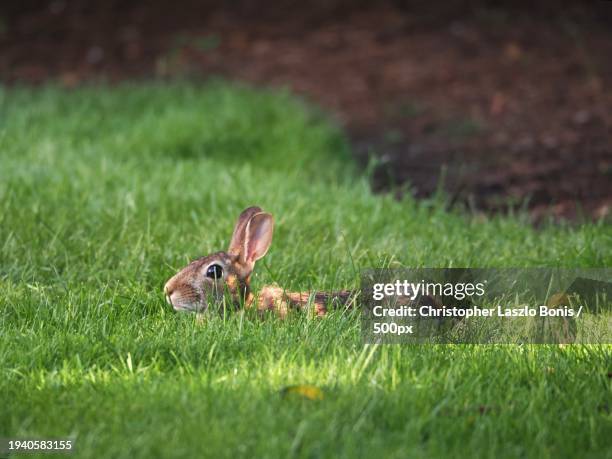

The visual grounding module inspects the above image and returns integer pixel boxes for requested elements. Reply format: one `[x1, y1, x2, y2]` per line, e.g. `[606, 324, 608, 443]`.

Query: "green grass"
[0, 81, 610, 459]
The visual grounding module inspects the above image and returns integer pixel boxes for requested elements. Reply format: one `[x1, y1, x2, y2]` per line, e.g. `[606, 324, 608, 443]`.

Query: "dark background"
[2, 0, 611, 221]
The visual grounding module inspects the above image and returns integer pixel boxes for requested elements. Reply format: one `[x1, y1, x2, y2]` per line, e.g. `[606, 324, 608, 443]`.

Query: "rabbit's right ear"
[242, 212, 274, 267]
[228, 206, 263, 257]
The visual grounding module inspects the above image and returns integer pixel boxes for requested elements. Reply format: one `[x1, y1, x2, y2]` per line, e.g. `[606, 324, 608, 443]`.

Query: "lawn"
[0, 82, 610, 459]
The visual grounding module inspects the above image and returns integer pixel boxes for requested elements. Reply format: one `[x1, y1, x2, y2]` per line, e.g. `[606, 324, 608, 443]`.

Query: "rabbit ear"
[242, 212, 274, 267]
[228, 206, 262, 256]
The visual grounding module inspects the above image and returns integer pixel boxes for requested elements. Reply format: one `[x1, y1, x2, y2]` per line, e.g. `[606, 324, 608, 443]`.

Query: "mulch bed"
[2, 0, 611, 220]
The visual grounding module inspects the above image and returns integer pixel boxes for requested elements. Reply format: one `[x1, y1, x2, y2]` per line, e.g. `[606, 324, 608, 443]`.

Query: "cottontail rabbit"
[164, 206, 353, 316]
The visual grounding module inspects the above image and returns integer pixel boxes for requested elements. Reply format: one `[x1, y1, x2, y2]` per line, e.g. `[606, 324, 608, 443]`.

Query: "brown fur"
[255, 285, 353, 317]
[164, 206, 354, 316]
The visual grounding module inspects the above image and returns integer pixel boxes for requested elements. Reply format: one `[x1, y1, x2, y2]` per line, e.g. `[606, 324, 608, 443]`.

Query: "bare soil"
[2, 0, 611, 220]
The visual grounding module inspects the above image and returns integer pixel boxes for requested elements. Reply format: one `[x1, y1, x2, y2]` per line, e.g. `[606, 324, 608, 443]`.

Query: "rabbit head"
[164, 206, 274, 312]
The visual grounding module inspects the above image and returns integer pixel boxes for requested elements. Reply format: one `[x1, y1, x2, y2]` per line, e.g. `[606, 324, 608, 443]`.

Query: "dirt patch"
[1, 1, 611, 220]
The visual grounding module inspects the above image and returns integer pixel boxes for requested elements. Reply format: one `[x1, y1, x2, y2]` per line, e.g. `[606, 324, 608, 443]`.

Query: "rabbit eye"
[206, 264, 223, 280]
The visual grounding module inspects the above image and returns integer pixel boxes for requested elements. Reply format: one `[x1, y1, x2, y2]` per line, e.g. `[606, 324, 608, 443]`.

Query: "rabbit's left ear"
[242, 212, 274, 267]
